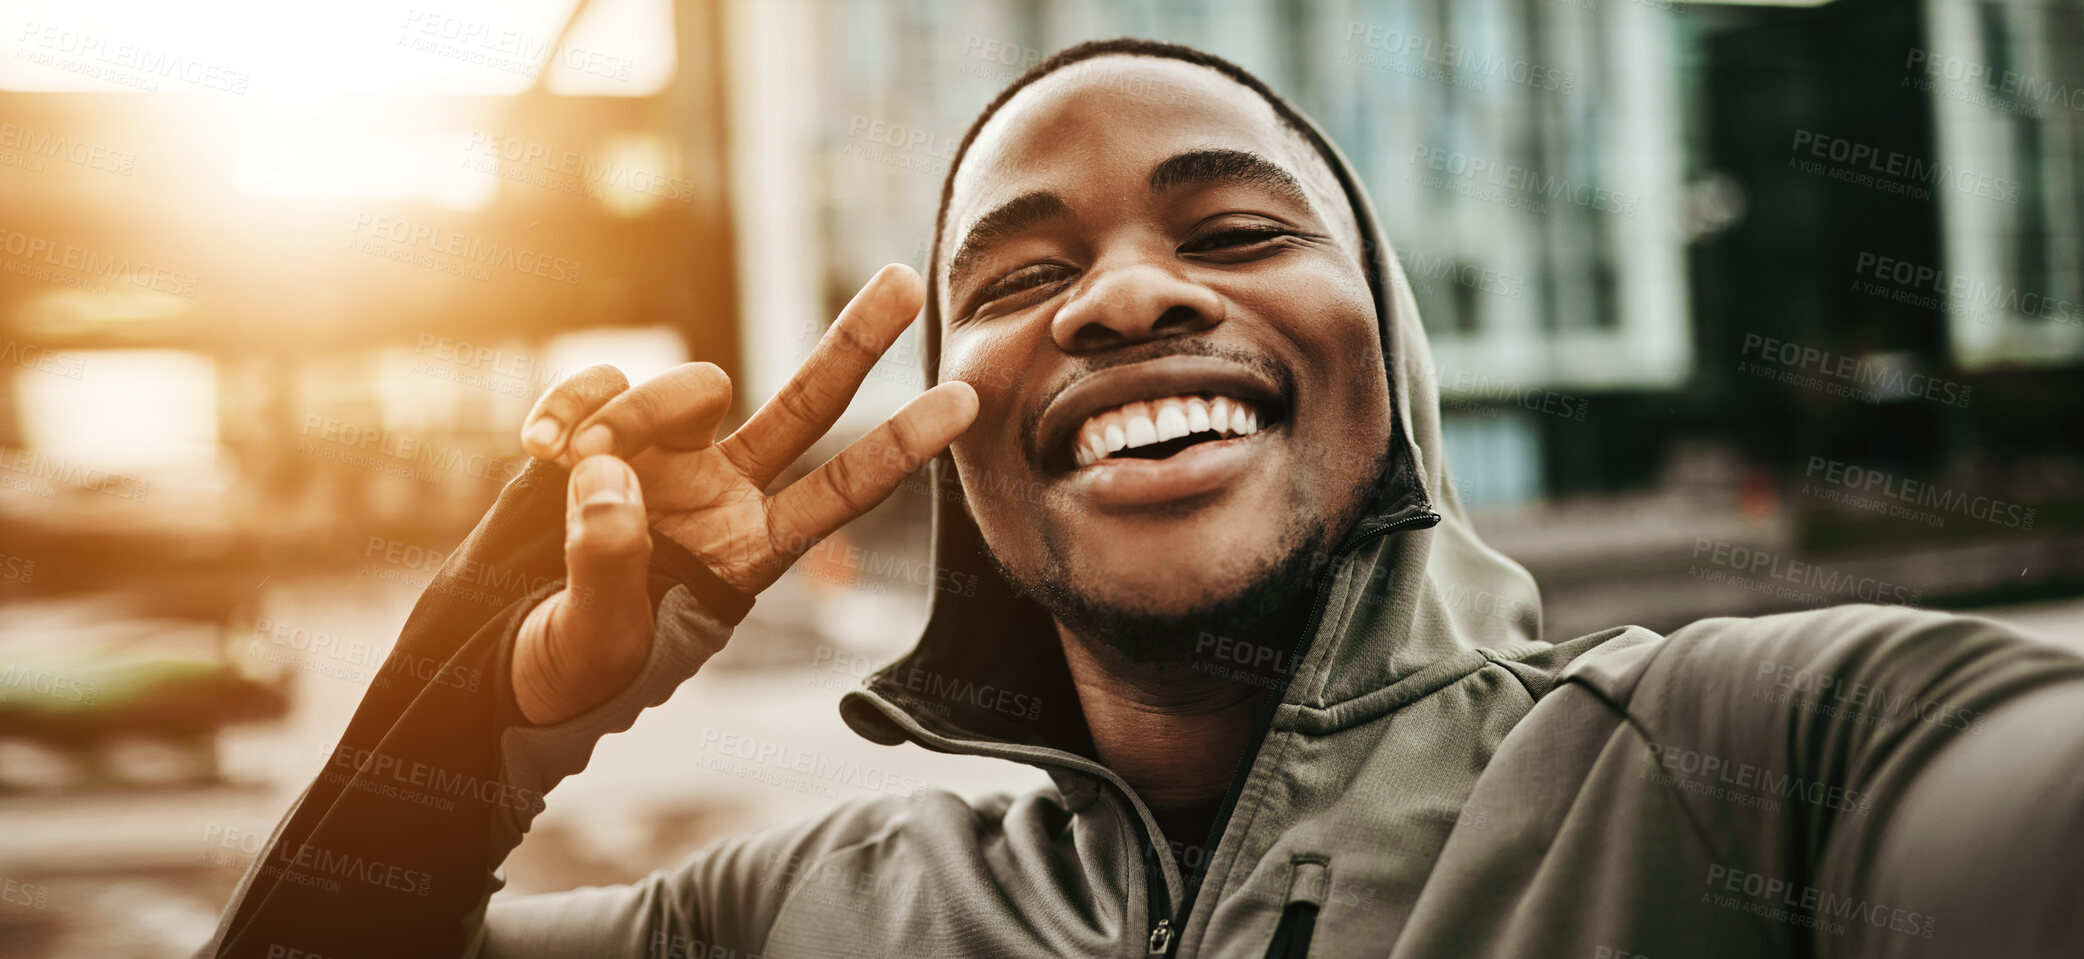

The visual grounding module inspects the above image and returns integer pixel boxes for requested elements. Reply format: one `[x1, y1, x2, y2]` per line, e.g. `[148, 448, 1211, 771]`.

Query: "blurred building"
[1, 0, 2082, 954]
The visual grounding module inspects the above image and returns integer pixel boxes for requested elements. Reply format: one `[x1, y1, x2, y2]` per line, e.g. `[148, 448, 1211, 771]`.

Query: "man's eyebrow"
[947, 190, 1072, 288]
[1147, 148, 1308, 205]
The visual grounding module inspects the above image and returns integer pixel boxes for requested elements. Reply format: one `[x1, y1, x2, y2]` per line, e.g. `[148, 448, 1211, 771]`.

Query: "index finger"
[523, 365, 631, 464]
[717, 264, 925, 489]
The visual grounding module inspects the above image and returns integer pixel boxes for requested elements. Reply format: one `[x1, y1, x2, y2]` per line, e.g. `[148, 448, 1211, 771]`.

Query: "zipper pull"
[1147, 918, 1175, 955]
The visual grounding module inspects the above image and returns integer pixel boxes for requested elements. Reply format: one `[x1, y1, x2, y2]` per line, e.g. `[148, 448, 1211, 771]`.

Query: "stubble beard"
[988, 502, 1348, 668]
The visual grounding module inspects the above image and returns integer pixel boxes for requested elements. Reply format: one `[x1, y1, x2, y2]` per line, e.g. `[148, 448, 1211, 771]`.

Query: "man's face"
[937, 56, 1394, 658]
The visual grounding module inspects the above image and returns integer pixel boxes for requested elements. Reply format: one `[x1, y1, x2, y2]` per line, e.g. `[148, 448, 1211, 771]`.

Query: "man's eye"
[976, 263, 1072, 305]
[1183, 226, 1293, 254]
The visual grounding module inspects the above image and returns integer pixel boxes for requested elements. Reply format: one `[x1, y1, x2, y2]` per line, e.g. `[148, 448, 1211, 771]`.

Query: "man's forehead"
[946, 56, 1324, 236]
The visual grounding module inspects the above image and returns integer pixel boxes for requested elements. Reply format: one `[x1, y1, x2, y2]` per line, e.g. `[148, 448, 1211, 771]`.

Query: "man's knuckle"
[825, 457, 877, 513]
[885, 416, 924, 457]
[618, 388, 665, 430]
[572, 364, 627, 399]
[773, 384, 823, 430]
[570, 505, 649, 553]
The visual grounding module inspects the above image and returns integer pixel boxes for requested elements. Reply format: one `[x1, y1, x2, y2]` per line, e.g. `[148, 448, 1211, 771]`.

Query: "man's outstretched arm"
[1651, 605, 2084, 958]
[1795, 610, 2084, 958]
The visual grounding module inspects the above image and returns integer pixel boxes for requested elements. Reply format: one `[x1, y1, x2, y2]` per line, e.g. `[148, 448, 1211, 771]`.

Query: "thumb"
[514, 455, 655, 725]
[563, 454, 653, 608]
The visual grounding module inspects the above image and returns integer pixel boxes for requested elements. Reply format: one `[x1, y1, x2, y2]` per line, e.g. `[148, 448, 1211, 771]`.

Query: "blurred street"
[1, 565, 2080, 956]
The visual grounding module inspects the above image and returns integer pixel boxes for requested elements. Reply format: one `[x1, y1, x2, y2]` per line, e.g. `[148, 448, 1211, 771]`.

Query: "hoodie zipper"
[1138, 508, 1441, 957]
[858, 508, 1442, 959]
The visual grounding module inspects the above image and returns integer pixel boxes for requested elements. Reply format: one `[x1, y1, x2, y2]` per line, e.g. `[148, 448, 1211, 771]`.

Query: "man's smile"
[1031, 353, 1292, 507]
[1068, 393, 1266, 468]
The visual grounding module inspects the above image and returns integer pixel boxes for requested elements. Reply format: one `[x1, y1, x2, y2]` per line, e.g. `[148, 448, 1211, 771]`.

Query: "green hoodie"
[203, 41, 2084, 959]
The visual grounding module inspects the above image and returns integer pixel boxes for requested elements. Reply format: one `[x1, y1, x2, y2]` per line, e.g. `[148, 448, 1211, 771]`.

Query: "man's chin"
[1009, 538, 1328, 667]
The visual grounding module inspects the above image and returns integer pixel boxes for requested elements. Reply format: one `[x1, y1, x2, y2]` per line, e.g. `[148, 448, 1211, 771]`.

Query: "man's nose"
[1049, 261, 1223, 352]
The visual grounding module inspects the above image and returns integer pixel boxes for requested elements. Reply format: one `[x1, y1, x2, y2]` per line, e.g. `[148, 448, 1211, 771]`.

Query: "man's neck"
[1057, 626, 1271, 811]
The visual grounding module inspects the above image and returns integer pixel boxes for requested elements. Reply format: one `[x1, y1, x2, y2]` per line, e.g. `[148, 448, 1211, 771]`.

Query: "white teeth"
[1071, 394, 1264, 468]
[1154, 399, 1189, 443]
[1125, 406, 1158, 448]
[1078, 429, 1105, 468]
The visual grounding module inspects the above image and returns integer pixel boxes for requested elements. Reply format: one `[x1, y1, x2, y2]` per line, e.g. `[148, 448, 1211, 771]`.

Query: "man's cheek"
[938, 340, 1025, 454]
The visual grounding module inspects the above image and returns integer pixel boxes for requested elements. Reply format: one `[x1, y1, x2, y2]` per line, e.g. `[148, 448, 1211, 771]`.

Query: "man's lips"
[1033, 355, 1288, 474]
[1067, 429, 1272, 507]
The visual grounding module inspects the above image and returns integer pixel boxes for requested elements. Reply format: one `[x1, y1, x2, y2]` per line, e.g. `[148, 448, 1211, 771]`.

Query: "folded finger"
[524, 364, 630, 463]
[568, 362, 734, 461]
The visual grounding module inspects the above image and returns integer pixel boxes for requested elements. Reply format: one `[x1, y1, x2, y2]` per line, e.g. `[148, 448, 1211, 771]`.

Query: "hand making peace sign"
[509, 265, 976, 724]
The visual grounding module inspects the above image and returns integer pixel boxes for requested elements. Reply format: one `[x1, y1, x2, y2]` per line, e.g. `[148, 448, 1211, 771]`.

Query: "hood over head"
[840, 38, 1543, 762]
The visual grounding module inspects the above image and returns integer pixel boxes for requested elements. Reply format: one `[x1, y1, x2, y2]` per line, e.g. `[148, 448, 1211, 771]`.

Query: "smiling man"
[204, 39, 2084, 959]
